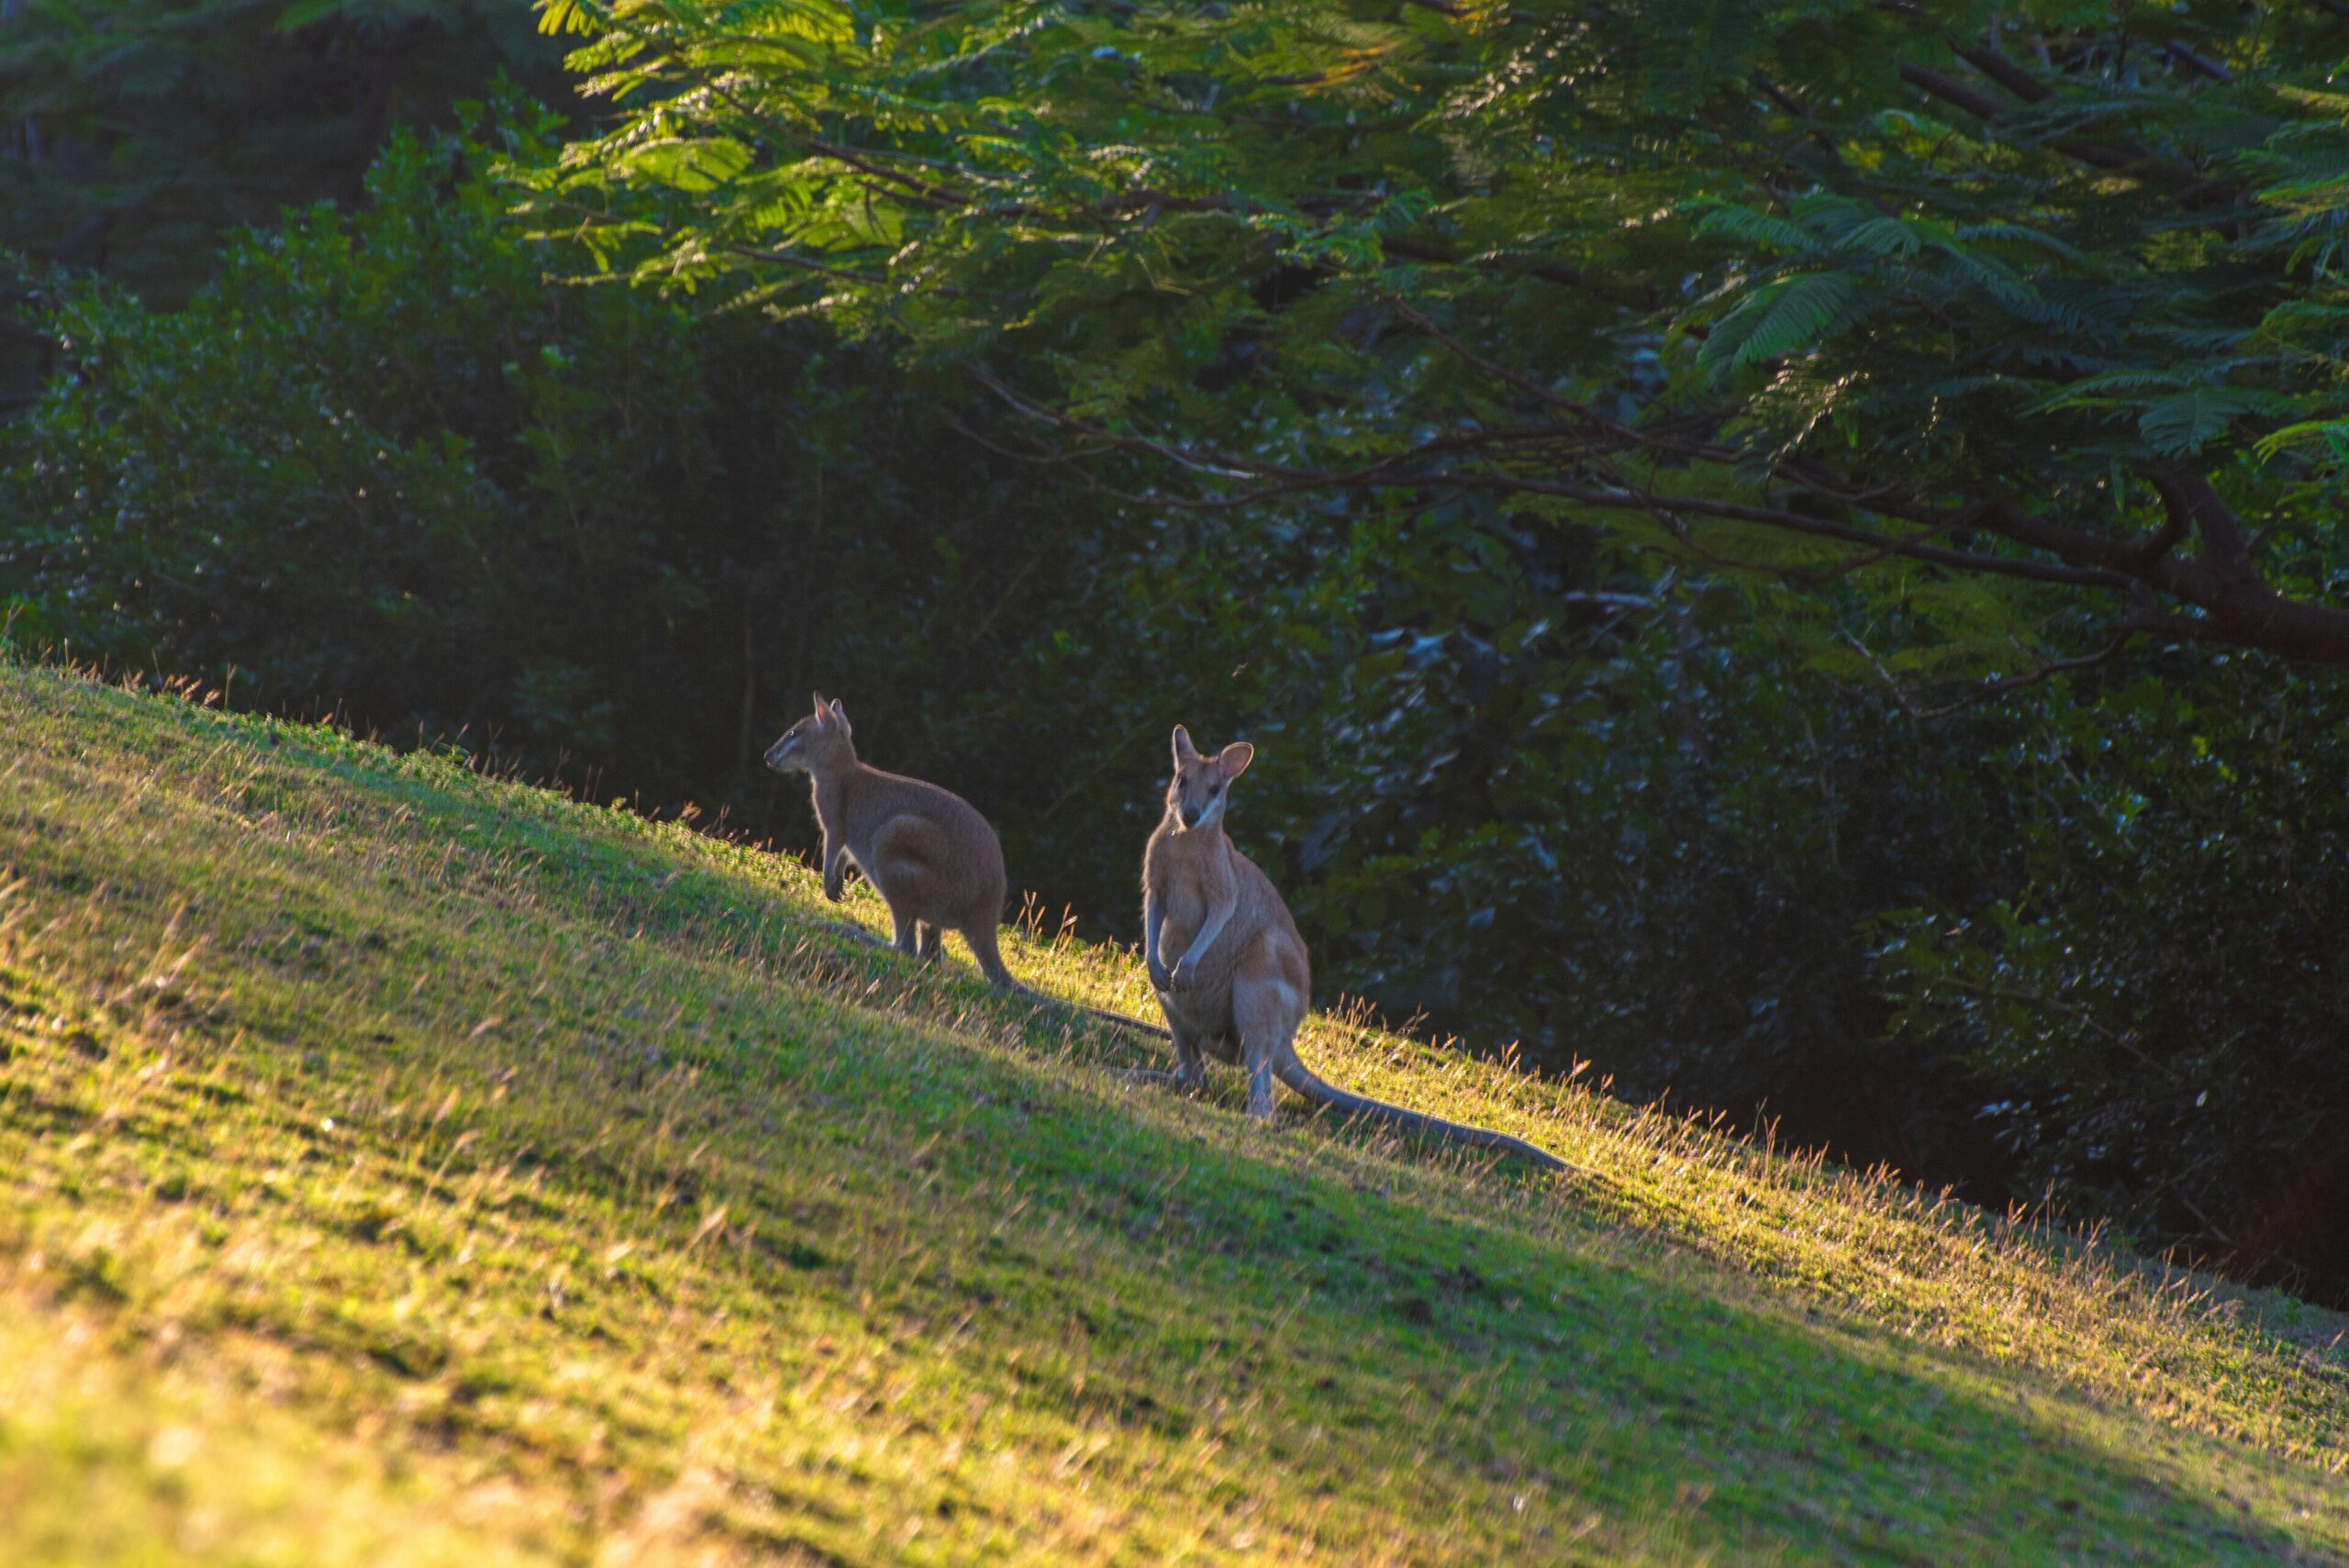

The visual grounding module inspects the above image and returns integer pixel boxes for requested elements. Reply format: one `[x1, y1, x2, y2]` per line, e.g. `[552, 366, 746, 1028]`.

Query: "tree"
[529, 0, 2349, 687]
[0, 0, 568, 300]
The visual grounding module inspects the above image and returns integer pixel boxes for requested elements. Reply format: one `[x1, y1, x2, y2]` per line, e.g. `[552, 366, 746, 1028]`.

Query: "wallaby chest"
[1152, 879, 1211, 956]
[811, 768, 906, 861]
[808, 782, 843, 853]
[1144, 829, 1231, 957]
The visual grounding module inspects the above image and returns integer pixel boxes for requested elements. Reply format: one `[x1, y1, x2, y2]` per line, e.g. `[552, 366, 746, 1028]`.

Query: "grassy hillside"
[2, 657, 2345, 1565]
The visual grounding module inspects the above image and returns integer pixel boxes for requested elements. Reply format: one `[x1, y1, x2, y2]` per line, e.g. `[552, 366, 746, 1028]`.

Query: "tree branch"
[2165, 42, 2230, 84]
[1898, 63, 2005, 124]
[970, 371, 2138, 590]
[1891, 39, 2216, 194]
[1380, 235, 1594, 292]
[966, 370, 2349, 662]
[716, 242, 895, 288]
[1916, 631, 2142, 719]
[2143, 468, 2250, 568]
[1954, 40, 2049, 103]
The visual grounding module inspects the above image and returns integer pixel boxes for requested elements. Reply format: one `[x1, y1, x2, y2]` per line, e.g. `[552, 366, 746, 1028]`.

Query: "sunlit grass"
[2, 656, 2344, 1564]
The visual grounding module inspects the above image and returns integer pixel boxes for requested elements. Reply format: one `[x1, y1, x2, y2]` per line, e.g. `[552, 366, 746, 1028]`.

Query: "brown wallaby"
[765, 692, 1022, 983]
[765, 693, 1168, 1038]
[1140, 725, 1569, 1172]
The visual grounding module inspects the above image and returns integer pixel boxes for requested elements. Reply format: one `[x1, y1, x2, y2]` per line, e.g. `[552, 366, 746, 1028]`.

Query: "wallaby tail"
[1275, 1062, 1573, 1173]
[970, 923, 1173, 1040]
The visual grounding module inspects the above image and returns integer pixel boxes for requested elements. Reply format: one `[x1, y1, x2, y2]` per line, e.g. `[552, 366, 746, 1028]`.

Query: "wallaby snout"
[763, 721, 810, 774]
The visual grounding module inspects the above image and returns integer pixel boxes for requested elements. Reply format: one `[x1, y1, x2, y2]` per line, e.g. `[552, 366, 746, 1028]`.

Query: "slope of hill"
[2, 657, 2345, 1564]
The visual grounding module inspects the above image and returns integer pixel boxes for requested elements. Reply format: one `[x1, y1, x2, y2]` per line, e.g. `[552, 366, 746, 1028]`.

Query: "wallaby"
[1140, 725, 1569, 1173]
[765, 692, 1019, 982]
[765, 693, 1167, 1037]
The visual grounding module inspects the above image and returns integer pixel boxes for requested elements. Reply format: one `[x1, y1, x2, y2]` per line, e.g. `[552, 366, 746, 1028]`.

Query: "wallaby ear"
[1218, 741, 1254, 780]
[1171, 725, 1199, 768]
[827, 698, 850, 736]
[810, 690, 829, 725]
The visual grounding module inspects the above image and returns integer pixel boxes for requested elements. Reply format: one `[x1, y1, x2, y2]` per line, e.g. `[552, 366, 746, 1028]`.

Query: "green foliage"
[0, 108, 1107, 820]
[0, 0, 567, 299]
[529, 0, 2349, 668]
[4, 107, 698, 765]
[1696, 272, 1866, 376]
[1876, 661, 2349, 1294]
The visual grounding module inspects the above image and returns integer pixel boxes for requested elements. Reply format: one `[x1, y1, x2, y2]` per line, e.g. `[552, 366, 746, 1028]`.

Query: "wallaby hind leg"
[889, 908, 919, 957]
[1232, 964, 1307, 1120]
[962, 919, 1018, 989]
[1123, 1019, 1208, 1094]
[916, 922, 943, 962]
[1239, 1033, 1278, 1118]
[1172, 1027, 1208, 1092]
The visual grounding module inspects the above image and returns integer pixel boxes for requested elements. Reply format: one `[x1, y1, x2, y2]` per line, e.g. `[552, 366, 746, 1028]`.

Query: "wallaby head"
[1165, 725, 1254, 833]
[764, 691, 857, 775]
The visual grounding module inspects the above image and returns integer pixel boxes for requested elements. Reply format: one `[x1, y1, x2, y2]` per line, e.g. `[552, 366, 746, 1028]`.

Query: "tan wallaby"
[1141, 725, 1568, 1172]
[765, 694, 1168, 1038]
[765, 692, 1021, 984]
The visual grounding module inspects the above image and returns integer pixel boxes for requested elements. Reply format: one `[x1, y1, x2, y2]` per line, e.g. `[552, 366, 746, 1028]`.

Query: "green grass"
[1, 658, 2345, 1565]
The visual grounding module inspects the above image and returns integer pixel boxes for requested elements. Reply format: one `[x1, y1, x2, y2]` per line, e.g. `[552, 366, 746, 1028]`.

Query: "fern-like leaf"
[1699, 272, 1863, 375]
[1691, 203, 1812, 252]
[2138, 388, 2255, 455]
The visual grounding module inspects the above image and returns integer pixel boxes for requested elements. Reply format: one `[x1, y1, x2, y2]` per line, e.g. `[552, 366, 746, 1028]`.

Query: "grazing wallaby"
[1141, 725, 1568, 1172]
[764, 694, 1169, 1039]
[765, 692, 1021, 985]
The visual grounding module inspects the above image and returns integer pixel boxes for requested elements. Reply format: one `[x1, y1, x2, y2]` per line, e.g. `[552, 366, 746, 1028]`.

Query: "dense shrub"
[0, 111, 1099, 820]
[1879, 660, 2349, 1295]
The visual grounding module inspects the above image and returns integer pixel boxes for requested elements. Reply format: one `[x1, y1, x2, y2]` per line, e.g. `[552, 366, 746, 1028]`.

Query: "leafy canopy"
[0, 0, 567, 299]
[529, 0, 2349, 684]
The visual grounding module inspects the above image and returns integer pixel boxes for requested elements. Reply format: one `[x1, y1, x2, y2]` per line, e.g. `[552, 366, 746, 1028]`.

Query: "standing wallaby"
[765, 694, 1169, 1039]
[765, 692, 1019, 986]
[1141, 726, 1568, 1172]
